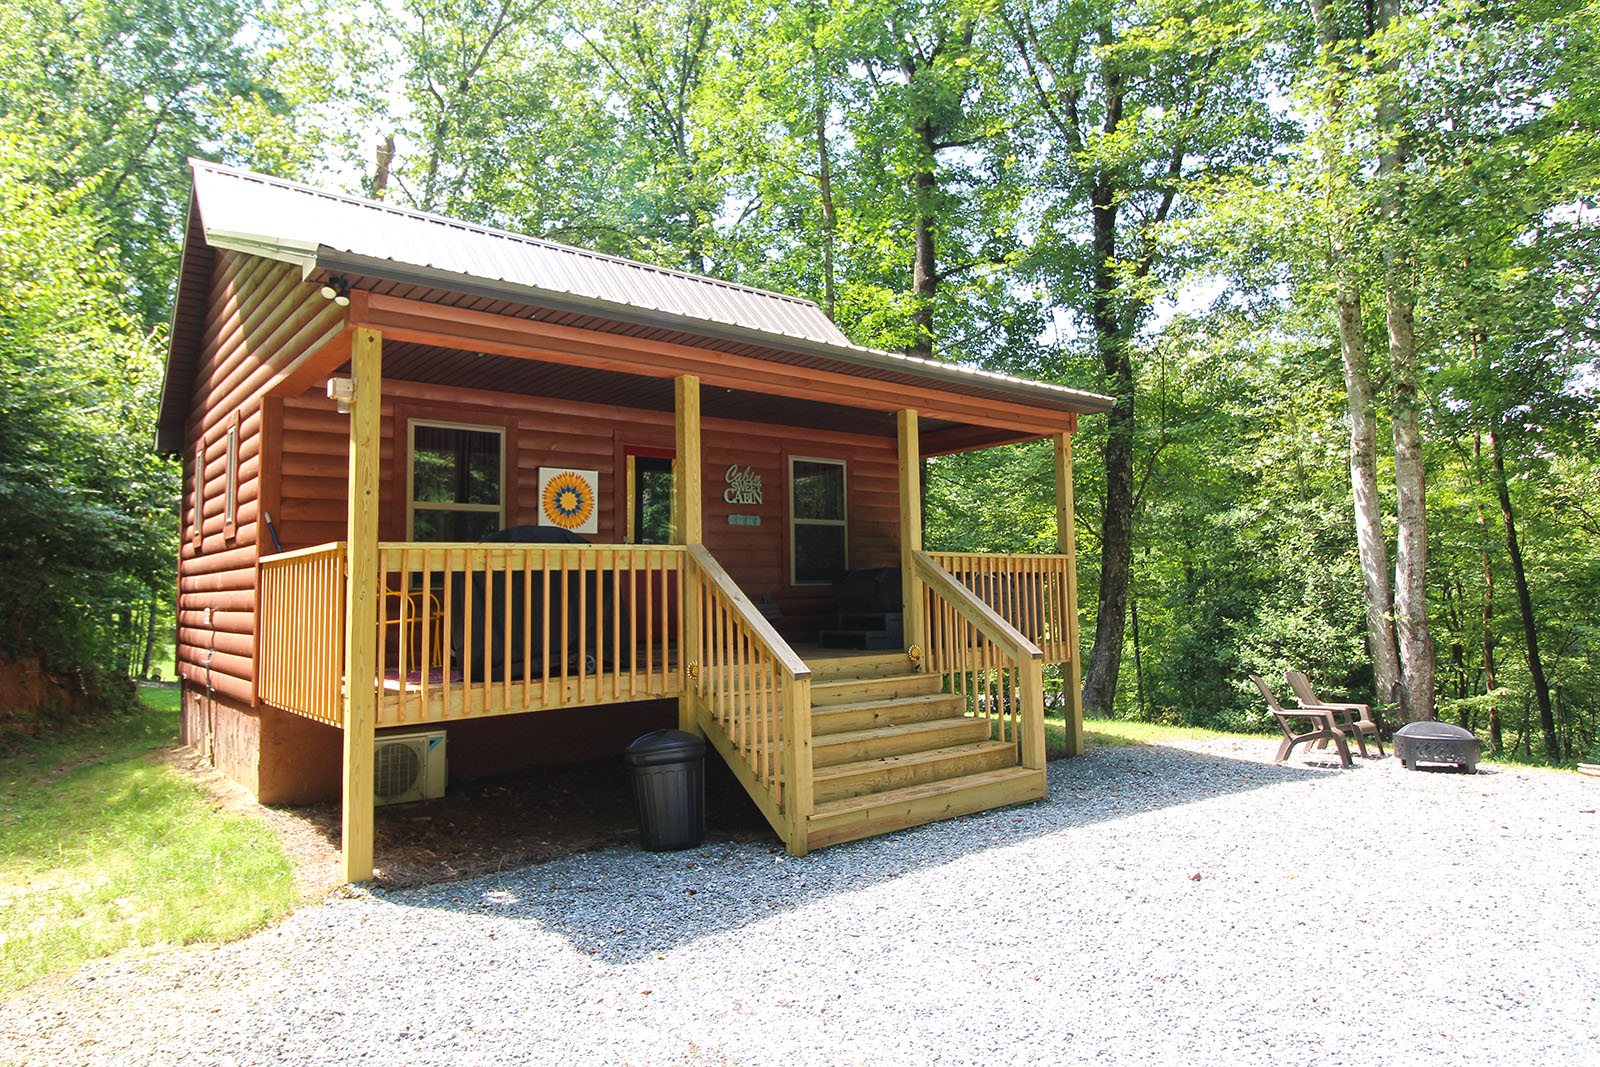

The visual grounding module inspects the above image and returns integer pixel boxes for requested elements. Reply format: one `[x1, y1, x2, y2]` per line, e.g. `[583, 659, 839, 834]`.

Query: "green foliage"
[0, 135, 176, 682]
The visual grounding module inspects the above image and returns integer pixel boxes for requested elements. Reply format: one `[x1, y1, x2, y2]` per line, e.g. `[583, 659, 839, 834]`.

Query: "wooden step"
[812, 740, 1020, 803]
[811, 716, 992, 767]
[806, 766, 1047, 849]
[811, 671, 944, 709]
[803, 651, 914, 681]
[811, 692, 965, 735]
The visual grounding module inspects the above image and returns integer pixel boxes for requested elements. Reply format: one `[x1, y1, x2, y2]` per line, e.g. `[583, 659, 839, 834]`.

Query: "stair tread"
[811, 716, 988, 748]
[810, 765, 1040, 820]
[811, 672, 931, 693]
[812, 691, 961, 716]
[812, 740, 1017, 781]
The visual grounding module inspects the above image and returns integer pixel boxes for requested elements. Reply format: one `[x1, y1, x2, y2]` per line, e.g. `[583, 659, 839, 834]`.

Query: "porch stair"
[798, 651, 1045, 850]
[816, 611, 904, 651]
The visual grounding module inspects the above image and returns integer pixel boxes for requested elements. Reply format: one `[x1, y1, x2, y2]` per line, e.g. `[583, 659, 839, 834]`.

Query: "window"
[223, 417, 239, 538]
[192, 440, 204, 546]
[790, 457, 846, 584]
[628, 454, 673, 545]
[408, 420, 505, 541]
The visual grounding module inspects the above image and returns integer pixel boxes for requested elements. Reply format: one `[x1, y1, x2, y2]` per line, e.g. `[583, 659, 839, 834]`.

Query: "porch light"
[319, 275, 352, 306]
[327, 376, 354, 413]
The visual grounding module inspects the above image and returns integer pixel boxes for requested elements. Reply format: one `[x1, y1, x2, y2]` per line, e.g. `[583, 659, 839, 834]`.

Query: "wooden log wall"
[177, 253, 347, 705]
[270, 377, 902, 644]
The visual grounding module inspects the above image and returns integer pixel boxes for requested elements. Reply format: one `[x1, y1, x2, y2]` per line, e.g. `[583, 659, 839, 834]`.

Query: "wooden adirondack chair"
[1286, 670, 1385, 758]
[1249, 674, 1352, 768]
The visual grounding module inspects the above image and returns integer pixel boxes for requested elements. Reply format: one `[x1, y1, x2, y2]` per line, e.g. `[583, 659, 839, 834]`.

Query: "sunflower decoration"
[540, 469, 596, 531]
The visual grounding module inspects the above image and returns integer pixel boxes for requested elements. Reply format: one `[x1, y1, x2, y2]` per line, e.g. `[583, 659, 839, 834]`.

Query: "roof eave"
[314, 248, 1116, 417]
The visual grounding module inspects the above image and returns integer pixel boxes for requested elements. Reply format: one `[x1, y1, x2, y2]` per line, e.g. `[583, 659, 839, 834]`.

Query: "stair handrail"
[685, 544, 814, 854]
[912, 550, 1047, 771]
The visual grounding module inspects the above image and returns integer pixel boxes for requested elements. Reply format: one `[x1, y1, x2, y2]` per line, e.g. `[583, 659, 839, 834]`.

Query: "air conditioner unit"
[373, 730, 447, 806]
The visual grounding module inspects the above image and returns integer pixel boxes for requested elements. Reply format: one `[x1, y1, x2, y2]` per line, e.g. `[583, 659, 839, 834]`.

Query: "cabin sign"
[724, 464, 763, 506]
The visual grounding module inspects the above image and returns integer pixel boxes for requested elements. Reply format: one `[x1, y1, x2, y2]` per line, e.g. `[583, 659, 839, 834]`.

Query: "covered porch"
[256, 309, 1093, 880]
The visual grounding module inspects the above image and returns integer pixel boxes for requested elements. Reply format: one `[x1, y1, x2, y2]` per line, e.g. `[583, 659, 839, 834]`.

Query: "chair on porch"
[1249, 674, 1352, 768]
[1285, 670, 1385, 758]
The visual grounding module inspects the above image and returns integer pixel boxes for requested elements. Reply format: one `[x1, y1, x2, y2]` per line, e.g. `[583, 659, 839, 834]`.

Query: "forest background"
[0, 0, 1595, 761]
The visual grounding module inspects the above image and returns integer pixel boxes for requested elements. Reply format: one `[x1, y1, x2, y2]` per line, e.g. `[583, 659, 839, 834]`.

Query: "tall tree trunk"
[1473, 434, 1501, 752]
[815, 100, 837, 319]
[909, 117, 938, 359]
[1130, 596, 1147, 719]
[140, 588, 159, 680]
[1337, 284, 1403, 703]
[1489, 430, 1557, 758]
[1308, 0, 1401, 706]
[1082, 171, 1135, 717]
[1377, 0, 1432, 721]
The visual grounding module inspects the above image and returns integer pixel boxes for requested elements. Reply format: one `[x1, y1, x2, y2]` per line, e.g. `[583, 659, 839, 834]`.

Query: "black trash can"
[623, 730, 706, 851]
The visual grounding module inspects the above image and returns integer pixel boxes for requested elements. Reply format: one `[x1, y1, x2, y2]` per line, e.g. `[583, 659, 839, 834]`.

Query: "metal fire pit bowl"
[1394, 721, 1481, 773]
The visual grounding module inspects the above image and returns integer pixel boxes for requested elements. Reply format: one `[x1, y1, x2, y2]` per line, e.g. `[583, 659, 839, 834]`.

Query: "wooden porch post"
[674, 374, 702, 732]
[341, 327, 382, 882]
[897, 410, 925, 661]
[1054, 431, 1086, 756]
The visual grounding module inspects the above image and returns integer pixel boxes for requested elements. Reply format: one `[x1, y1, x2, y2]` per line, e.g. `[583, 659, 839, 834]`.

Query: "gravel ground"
[3, 737, 1596, 1066]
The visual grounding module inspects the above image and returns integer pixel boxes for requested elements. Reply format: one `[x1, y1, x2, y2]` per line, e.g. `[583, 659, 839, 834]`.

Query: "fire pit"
[1394, 721, 1480, 773]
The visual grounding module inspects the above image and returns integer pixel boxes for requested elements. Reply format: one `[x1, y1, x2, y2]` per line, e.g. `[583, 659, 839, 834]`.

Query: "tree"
[997, 0, 1287, 715]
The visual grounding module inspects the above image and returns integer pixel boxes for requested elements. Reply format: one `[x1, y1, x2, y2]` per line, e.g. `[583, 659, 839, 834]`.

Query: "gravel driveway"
[3, 738, 1596, 1066]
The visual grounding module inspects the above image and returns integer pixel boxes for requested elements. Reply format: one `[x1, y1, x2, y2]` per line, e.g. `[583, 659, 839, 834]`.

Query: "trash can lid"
[623, 729, 706, 767]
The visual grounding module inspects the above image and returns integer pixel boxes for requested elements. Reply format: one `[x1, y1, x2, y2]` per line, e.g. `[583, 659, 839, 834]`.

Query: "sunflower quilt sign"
[538, 468, 599, 534]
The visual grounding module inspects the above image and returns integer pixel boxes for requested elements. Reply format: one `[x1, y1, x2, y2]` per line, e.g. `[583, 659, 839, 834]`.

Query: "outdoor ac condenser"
[373, 730, 447, 806]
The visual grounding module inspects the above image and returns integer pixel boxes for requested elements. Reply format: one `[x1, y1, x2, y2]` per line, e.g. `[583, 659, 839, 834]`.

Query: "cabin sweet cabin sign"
[725, 464, 763, 526]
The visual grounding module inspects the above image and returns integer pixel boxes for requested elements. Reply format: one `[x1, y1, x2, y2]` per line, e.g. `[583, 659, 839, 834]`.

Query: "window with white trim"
[223, 419, 239, 535]
[408, 420, 505, 541]
[790, 457, 847, 584]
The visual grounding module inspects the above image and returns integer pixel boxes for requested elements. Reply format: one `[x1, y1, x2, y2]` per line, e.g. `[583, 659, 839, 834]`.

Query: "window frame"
[222, 413, 239, 540]
[191, 439, 205, 548]
[406, 418, 507, 541]
[788, 455, 848, 586]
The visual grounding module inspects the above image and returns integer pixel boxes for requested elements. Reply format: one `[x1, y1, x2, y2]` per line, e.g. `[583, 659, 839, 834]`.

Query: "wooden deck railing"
[373, 543, 685, 726]
[258, 542, 346, 726]
[925, 552, 1075, 664]
[685, 544, 813, 853]
[914, 550, 1046, 770]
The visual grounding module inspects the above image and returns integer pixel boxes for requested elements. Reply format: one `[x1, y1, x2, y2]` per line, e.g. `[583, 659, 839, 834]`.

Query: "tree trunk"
[815, 100, 837, 319]
[1337, 284, 1402, 704]
[373, 134, 395, 201]
[1489, 430, 1557, 758]
[1130, 596, 1146, 719]
[1082, 172, 1135, 718]
[140, 588, 159, 680]
[1376, 0, 1432, 722]
[1473, 434, 1501, 753]
[909, 117, 938, 359]
[1309, 0, 1402, 708]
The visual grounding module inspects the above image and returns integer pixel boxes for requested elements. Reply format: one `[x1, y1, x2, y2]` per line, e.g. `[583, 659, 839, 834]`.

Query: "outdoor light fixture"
[319, 275, 352, 306]
[327, 376, 354, 413]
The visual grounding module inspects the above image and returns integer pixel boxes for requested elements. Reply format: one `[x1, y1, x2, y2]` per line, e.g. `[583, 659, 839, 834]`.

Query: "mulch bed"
[171, 745, 775, 893]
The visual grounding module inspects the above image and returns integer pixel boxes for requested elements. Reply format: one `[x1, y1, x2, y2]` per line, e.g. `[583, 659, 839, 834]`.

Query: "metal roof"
[158, 162, 1113, 451]
[190, 161, 850, 348]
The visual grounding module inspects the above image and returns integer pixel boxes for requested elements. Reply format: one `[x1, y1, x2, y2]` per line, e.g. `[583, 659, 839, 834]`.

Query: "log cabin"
[158, 161, 1114, 882]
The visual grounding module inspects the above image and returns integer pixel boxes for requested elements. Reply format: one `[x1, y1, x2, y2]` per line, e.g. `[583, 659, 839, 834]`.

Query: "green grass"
[1046, 713, 1263, 757]
[0, 684, 295, 996]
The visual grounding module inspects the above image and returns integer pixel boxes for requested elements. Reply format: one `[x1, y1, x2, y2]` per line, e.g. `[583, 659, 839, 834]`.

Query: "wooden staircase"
[798, 651, 1046, 850]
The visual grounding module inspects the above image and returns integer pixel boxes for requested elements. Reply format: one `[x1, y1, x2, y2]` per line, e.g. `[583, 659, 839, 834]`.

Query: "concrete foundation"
[181, 681, 677, 805]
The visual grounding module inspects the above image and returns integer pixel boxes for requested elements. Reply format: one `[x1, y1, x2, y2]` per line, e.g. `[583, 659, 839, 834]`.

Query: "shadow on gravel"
[379, 742, 1342, 963]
